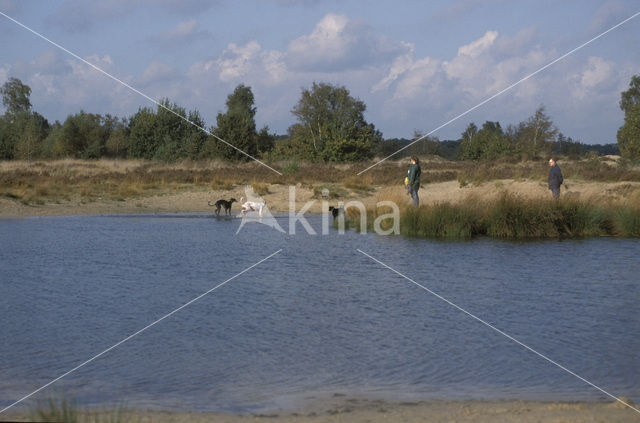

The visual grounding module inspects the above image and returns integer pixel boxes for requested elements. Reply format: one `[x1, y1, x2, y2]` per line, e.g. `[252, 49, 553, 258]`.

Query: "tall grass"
[30, 393, 130, 423]
[402, 201, 483, 239]
[484, 194, 612, 239]
[343, 192, 640, 240]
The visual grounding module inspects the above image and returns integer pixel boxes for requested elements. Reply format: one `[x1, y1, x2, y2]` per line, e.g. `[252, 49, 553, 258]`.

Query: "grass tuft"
[30, 393, 131, 423]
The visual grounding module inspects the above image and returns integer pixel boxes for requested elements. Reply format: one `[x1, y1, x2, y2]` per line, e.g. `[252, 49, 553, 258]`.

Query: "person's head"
[548, 158, 556, 167]
[411, 156, 419, 165]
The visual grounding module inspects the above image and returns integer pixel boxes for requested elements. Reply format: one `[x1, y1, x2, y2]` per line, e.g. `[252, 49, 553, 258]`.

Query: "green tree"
[13, 111, 49, 159]
[152, 99, 191, 161]
[105, 118, 129, 158]
[516, 106, 557, 158]
[1, 77, 32, 116]
[289, 82, 381, 161]
[52, 111, 111, 158]
[256, 125, 276, 155]
[618, 75, 640, 161]
[213, 84, 258, 160]
[0, 78, 50, 159]
[554, 132, 584, 157]
[128, 107, 158, 159]
[407, 131, 440, 157]
[459, 121, 510, 160]
[0, 115, 14, 159]
[182, 110, 208, 160]
[376, 138, 404, 158]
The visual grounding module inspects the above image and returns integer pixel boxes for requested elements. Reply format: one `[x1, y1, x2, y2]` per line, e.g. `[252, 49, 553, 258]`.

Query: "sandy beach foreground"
[5, 398, 639, 422]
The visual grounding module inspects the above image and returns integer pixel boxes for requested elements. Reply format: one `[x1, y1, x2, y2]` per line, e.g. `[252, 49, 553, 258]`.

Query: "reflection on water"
[0, 214, 639, 412]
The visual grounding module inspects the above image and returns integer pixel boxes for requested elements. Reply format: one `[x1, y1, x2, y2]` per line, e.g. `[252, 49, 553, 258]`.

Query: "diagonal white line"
[0, 249, 283, 414]
[357, 10, 640, 175]
[0, 11, 282, 176]
[356, 248, 640, 415]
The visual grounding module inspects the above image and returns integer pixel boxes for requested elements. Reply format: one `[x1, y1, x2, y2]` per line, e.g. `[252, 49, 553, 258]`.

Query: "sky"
[0, 0, 639, 144]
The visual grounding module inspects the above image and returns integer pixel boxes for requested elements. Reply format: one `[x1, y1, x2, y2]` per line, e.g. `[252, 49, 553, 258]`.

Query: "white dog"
[239, 197, 266, 217]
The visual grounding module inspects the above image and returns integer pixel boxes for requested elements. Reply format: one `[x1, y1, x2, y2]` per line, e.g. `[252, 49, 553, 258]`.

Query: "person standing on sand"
[548, 157, 563, 200]
[407, 156, 422, 206]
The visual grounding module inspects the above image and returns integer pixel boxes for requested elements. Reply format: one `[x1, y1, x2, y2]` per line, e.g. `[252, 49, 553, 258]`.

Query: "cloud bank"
[3, 10, 638, 142]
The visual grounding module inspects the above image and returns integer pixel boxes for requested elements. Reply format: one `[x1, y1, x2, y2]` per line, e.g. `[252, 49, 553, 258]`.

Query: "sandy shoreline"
[2, 179, 640, 218]
[4, 398, 639, 422]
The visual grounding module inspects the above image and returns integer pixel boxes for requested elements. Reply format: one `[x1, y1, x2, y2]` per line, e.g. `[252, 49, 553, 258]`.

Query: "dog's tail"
[208, 201, 215, 206]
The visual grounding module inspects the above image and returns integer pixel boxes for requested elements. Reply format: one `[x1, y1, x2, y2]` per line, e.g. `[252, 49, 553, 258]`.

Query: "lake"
[1, 214, 639, 412]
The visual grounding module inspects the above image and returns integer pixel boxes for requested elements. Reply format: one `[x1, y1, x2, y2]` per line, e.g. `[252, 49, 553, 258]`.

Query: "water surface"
[1, 214, 638, 412]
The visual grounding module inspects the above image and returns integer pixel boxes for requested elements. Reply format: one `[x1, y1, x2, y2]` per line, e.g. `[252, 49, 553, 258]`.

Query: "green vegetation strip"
[349, 194, 640, 239]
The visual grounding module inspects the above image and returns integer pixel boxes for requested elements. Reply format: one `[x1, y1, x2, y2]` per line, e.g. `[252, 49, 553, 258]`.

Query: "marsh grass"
[342, 191, 640, 240]
[403, 201, 484, 239]
[30, 393, 131, 423]
[614, 206, 640, 237]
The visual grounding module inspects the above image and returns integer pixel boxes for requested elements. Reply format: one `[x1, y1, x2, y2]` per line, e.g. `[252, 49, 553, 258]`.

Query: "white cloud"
[5, 9, 632, 144]
[374, 29, 554, 106]
[457, 30, 498, 58]
[286, 13, 410, 72]
[569, 56, 616, 100]
[287, 13, 350, 70]
[371, 47, 415, 93]
[187, 40, 288, 87]
[216, 41, 262, 82]
[6, 50, 138, 120]
[581, 56, 615, 88]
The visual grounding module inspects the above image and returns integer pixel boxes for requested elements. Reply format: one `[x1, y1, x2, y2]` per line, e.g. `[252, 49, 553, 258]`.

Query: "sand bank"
[2, 179, 639, 218]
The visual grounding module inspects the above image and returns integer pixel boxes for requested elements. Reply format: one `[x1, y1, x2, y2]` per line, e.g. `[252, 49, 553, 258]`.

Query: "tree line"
[1, 75, 637, 163]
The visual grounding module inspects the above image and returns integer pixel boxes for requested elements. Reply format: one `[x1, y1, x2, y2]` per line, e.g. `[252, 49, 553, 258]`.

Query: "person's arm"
[558, 168, 563, 185]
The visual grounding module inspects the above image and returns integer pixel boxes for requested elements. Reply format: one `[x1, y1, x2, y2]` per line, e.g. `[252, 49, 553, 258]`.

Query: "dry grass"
[2, 157, 640, 206]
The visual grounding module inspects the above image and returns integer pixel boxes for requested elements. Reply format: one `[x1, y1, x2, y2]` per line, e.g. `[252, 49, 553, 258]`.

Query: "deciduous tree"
[459, 121, 510, 160]
[289, 82, 381, 161]
[618, 75, 640, 161]
[1, 77, 31, 116]
[213, 84, 258, 160]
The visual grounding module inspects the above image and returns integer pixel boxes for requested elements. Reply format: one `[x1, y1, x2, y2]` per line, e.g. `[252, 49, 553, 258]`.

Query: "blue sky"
[1, 0, 639, 144]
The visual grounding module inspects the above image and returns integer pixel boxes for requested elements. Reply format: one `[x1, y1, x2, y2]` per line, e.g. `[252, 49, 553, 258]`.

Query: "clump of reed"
[30, 393, 130, 423]
[402, 200, 484, 239]
[341, 191, 640, 240]
[483, 194, 612, 239]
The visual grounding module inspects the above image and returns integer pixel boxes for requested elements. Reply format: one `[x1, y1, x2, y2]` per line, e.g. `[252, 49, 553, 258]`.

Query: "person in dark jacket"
[407, 156, 422, 206]
[548, 157, 563, 199]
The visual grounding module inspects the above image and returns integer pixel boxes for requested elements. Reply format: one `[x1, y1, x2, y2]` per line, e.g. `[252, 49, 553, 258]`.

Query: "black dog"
[209, 198, 237, 216]
[328, 206, 343, 218]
